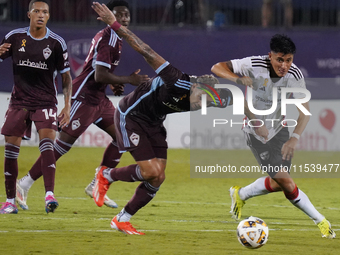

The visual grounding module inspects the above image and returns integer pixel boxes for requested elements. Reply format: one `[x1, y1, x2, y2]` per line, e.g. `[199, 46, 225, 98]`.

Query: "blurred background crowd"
[1, 0, 339, 29]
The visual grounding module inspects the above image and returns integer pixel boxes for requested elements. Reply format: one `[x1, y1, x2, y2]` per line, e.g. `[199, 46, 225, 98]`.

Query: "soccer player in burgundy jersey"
[0, 0, 72, 214]
[90, 2, 231, 235]
[15, 0, 149, 210]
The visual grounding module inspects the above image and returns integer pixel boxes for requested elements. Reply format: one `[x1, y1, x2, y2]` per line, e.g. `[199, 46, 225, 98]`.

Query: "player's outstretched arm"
[58, 71, 72, 129]
[95, 65, 149, 86]
[91, 2, 166, 71]
[211, 61, 253, 88]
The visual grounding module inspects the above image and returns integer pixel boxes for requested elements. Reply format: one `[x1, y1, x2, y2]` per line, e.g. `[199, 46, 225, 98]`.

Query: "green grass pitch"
[0, 147, 339, 254]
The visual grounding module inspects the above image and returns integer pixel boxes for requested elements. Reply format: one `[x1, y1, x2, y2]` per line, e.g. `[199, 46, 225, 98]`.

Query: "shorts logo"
[130, 132, 140, 146]
[72, 120, 81, 130]
[43, 46, 52, 60]
[260, 151, 270, 161]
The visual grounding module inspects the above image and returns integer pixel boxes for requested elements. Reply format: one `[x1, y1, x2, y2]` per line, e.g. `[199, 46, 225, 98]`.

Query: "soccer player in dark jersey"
[90, 2, 231, 235]
[15, 0, 149, 211]
[0, 0, 72, 214]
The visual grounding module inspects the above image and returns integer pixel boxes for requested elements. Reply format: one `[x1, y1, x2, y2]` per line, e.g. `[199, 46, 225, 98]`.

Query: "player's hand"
[128, 69, 149, 86]
[58, 106, 71, 130]
[91, 2, 116, 26]
[236, 76, 253, 88]
[255, 125, 269, 141]
[210, 89, 232, 108]
[281, 137, 298, 161]
[0, 43, 11, 56]
[110, 84, 124, 96]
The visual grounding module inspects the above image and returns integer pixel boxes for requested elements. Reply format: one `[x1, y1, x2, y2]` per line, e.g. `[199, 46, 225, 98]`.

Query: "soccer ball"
[236, 216, 269, 249]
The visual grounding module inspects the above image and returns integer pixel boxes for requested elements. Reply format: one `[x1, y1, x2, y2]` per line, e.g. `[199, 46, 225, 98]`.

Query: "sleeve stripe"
[5, 27, 28, 39]
[289, 66, 303, 80]
[49, 31, 67, 51]
[109, 30, 118, 47]
[155, 61, 170, 74]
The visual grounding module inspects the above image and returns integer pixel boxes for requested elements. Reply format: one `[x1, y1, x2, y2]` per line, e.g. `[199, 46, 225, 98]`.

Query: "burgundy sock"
[125, 182, 159, 215]
[29, 138, 72, 180]
[100, 141, 122, 168]
[39, 138, 56, 192]
[110, 164, 144, 182]
[4, 143, 20, 199]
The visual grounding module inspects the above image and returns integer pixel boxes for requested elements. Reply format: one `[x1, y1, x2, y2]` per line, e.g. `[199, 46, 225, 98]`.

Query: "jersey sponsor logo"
[130, 132, 140, 146]
[259, 151, 270, 161]
[18, 47, 25, 52]
[72, 119, 81, 130]
[43, 46, 52, 60]
[18, 59, 48, 70]
[259, 87, 266, 91]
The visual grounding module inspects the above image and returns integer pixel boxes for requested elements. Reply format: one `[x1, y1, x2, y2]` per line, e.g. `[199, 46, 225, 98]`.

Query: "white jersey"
[231, 55, 306, 143]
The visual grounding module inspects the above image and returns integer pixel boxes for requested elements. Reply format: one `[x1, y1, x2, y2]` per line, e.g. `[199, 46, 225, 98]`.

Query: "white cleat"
[85, 183, 118, 208]
[16, 180, 29, 210]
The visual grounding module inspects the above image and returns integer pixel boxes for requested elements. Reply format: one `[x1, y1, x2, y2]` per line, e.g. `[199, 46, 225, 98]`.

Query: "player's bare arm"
[91, 2, 166, 71]
[58, 71, 72, 128]
[0, 43, 11, 56]
[211, 61, 253, 88]
[95, 65, 149, 86]
[281, 102, 310, 161]
[244, 98, 269, 140]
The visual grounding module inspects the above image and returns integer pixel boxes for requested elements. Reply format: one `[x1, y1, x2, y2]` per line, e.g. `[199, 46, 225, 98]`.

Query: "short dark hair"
[29, 0, 50, 11]
[107, 0, 129, 11]
[270, 34, 296, 55]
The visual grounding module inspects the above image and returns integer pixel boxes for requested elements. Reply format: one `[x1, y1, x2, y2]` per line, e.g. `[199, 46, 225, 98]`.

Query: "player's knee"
[142, 165, 165, 183]
[275, 178, 295, 193]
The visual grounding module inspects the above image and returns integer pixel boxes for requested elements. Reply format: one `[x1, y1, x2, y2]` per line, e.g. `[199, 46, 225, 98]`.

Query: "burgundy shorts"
[114, 109, 167, 161]
[62, 98, 115, 138]
[1, 106, 58, 139]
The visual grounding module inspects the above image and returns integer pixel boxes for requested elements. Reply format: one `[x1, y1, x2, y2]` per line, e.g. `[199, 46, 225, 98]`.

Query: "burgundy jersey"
[118, 62, 191, 124]
[72, 26, 123, 105]
[0, 27, 70, 110]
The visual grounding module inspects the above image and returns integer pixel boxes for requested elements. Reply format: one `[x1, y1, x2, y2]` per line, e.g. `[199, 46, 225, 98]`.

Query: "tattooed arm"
[92, 2, 166, 71]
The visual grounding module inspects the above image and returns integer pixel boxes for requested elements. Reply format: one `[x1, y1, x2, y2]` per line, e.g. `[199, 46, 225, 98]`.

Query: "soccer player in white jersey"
[211, 34, 335, 239]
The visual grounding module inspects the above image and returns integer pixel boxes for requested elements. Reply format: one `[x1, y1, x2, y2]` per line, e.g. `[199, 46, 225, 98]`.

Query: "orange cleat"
[92, 166, 111, 207]
[110, 216, 145, 235]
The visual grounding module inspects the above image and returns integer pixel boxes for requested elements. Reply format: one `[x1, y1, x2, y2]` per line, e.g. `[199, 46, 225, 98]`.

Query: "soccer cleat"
[85, 183, 118, 208]
[230, 186, 245, 220]
[16, 180, 29, 210]
[110, 216, 145, 235]
[0, 202, 18, 214]
[92, 166, 111, 207]
[45, 195, 59, 213]
[317, 218, 336, 239]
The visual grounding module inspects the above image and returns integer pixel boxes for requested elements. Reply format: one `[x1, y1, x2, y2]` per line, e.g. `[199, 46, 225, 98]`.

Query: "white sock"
[6, 198, 15, 204]
[19, 173, 35, 191]
[103, 168, 114, 183]
[289, 189, 325, 224]
[45, 191, 54, 198]
[239, 177, 271, 201]
[117, 208, 132, 222]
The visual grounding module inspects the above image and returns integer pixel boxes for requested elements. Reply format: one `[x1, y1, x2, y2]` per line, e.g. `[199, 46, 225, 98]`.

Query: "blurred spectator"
[262, 0, 293, 28]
